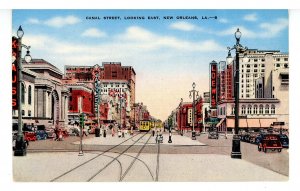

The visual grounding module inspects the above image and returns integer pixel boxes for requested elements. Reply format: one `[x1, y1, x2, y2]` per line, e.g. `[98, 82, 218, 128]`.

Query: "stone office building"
[12, 59, 69, 128]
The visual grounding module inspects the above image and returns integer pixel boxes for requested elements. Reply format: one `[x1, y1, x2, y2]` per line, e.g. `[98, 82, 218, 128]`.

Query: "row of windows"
[103, 83, 126, 88]
[244, 57, 288, 62]
[241, 69, 265, 73]
[241, 104, 275, 115]
[242, 63, 265, 68]
[12, 110, 32, 116]
[218, 104, 276, 116]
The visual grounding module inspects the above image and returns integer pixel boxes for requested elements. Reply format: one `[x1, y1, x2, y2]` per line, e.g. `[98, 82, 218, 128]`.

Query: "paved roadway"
[13, 131, 288, 182]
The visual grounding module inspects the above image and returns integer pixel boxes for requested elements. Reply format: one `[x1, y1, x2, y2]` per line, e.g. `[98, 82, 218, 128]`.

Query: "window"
[284, 58, 288, 61]
[276, 58, 280, 61]
[261, 69, 265, 72]
[22, 110, 25, 116]
[259, 105, 263, 114]
[254, 69, 258, 72]
[261, 58, 265, 62]
[265, 105, 269, 114]
[271, 105, 275, 114]
[21, 83, 25, 104]
[253, 105, 258, 114]
[246, 69, 250, 73]
[241, 105, 246, 114]
[284, 64, 288, 68]
[254, 59, 258, 62]
[28, 85, 32, 105]
[247, 64, 250, 68]
[261, 64, 265, 67]
[28, 110, 31, 117]
[254, 64, 258, 68]
[276, 63, 280, 67]
[247, 105, 252, 114]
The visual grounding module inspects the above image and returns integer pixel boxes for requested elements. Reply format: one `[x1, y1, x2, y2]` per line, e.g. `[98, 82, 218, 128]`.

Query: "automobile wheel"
[36, 135, 41, 140]
[264, 148, 267, 153]
[278, 149, 282, 152]
[258, 146, 261, 152]
[44, 135, 47, 140]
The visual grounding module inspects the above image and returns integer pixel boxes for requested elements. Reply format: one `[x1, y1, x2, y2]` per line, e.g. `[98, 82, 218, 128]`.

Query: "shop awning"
[226, 118, 278, 129]
[226, 119, 248, 128]
[247, 119, 260, 128]
[259, 118, 277, 128]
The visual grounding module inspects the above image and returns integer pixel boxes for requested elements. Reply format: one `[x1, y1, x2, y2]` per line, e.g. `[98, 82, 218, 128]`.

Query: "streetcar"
[139, 120, 151, 131]
[139, 120, 163, 131]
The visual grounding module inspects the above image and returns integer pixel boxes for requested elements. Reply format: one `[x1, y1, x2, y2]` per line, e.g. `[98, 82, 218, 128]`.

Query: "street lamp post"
[179, 98, 183, 136]
[189, 82, 199, 140]
[228, 28, 247, 159]
[14, 26, 32, 156]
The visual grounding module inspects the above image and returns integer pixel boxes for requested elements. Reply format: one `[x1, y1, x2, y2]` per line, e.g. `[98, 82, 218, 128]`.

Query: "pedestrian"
[122, 129, 125, 138]
[112, 127, 115, 137]
[83, 126, 88, 137]
[152, 129, 155, 137]
[118, 129, 122, 138]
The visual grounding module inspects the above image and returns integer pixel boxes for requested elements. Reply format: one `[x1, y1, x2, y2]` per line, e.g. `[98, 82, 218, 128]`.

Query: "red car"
[258, 134, 282, 153]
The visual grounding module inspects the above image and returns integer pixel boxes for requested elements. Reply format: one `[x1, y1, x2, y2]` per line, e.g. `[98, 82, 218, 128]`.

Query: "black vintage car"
[208, 126, 219, 139]
[278, 134, 289, 148]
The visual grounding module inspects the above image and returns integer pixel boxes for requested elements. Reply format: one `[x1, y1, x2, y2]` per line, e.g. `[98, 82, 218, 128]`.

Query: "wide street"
[13, 130, 288, 182]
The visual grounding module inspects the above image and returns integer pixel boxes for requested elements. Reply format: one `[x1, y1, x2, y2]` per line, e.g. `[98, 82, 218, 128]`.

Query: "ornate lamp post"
[179, 98, 183, 136]
[14, 26, 32, 156]
[227, 28, 247, 159]
[189, 82, 199, 140]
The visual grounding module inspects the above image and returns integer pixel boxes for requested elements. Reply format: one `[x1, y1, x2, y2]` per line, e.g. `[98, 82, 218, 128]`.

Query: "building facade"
[213, 49, 289, 132]
[13, 59, 69, 128]
[63, 62, 136, 127]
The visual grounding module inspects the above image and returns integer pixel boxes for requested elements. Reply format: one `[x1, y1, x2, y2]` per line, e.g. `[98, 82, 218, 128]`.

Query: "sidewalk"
[72, 133, 206, 146]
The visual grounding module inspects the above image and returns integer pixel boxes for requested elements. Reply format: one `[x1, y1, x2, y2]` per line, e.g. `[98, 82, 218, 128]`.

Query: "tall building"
[63, 62, 136, 126]
[213, 49, 289, 132]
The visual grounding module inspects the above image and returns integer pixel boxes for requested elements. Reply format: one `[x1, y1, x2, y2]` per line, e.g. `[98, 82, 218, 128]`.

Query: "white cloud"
[81, 28, 106, 38]
[169, 21, 201, 31]
[118, 26, 224, 52]
[27, 18, 40, 24]
[217, 18, 288, 39]
[244, 13, 258, 22]
[259, 18, 288, 38]
[44, 15, 81, 28]
[218, 18, 229, 23]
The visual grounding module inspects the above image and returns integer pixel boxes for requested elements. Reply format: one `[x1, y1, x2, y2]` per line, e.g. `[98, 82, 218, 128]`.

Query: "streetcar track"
[87, 131, 150, 181]
[120, 133, 153, 181]
[155, 139, 160, 181]
[50, 132, 142, 182]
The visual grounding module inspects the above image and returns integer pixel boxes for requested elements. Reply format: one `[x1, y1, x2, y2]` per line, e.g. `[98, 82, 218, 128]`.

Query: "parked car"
[249, 133, 259, 144]
[278, 134, 289, 148]
[35, 125, 48, 140]
[208, 131, 219, 139]
[258, 134, 282, 153]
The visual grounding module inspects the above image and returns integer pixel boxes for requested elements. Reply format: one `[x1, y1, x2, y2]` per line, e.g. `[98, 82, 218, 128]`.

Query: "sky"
[12, 9, 289, 121]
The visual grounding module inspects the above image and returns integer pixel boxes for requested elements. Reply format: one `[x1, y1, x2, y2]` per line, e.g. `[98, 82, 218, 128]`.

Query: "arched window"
[265, 104, 269, 114]
[28, 85, 32, 105]
[259, 104, 263, 114]
[247, 105, 252, 114]
[253, 105, 258, 114]
[271, 104, 276, 114]
[231, 105, 235, 115]
[21, 83, 25, 104]
[241, 105, 246, 114]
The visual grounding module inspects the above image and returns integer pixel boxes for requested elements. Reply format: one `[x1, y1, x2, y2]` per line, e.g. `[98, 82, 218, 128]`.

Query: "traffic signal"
[80, 113, 85, 127]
